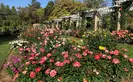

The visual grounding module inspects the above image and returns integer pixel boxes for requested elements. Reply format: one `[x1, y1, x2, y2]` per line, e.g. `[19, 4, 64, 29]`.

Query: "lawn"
[117, 43, 133, 57]
[0, 36, 16, 69]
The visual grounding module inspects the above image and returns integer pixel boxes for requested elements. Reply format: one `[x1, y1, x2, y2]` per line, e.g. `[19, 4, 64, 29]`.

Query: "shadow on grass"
[0, 35, 18, 71]
[0, 35, 18, 44]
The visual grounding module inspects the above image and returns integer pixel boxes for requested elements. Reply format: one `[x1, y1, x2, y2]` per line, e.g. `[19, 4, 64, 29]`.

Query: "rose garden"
[1, 0, 133, 82]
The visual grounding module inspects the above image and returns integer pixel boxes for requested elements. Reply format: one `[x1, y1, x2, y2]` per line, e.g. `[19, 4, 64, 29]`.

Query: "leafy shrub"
[111, 30, 133, 44]
[5, 28, 133, 82]
[83, 29, 117, 51]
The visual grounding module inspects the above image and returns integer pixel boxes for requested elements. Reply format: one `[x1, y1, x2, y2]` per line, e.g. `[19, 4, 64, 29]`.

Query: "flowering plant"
[9, 40, 29, 50]
[111, 30, 133, 44]
[83, 29, 117, 51]
[5, 28, 133, 82]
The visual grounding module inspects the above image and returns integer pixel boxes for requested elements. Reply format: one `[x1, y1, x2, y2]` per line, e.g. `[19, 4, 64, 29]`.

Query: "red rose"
[94, 55, 100, 60]
[30, 71, 36, 78]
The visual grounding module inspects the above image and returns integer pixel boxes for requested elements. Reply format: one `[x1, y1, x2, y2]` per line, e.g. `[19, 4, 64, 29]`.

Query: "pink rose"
[47, 53, 52, 58]
[45, 68, 51, 75]
[35, 67, 41, 73]
[123, 68, 128, 72]
[50, 59, 54, 63]
[75, 53, 82, 59]
[30, 71, 36, 78]
[63, 60, 70, 64]
[55, 61, 64, 67]
[32, 61, 37, 65]
[101, 54, 106, 59]
[50, 69, 57, 77]
[18, 48, 23, 53]
[129, 58, 133, 63]
[73, 61, 81, 68]
[107, 55, 112, 60]
[39, 56, 47, 64]
[29, 57, 34, 60]
[40, 48, 45, 53]
[26, 61, 30, 65]
[38, 80, 43, 82]
[88, 51, 93, 55]
[112, 58, 120, 64]
[113, 50, 119, 55]
[83, 51, 87, 56]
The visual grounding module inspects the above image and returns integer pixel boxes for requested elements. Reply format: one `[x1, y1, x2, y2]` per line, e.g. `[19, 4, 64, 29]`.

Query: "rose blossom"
[50, 59, 54, 63]
[112, 58, 120, 64]
[94, 55, 100, 60]
[55, 61, 64, 67]
[75, 53, 82, 59]
[107, 55, 112, 60]
[30, 71, 36, 78]
[63, 60, 70, 64]
[113, 50, 119, 55]
[39, 56, 47, 64]
[26, 61, 30, 65]
[50, 69, 57, 77]
[38, 80, 43, 82]
[40, 48, 45, 53]
[73, 61, 81, 68]
[35, 67, 41, 73]
[18, 48, 24, 52]
[83, 79, 88, 82]
[129, 58, 133, 63]
[123, 68, 128, 72]
[47, 53, 52, 58]
[57, 77, 62, 81]
[83, 51, 87, 56]
[45, 68, 51, 75]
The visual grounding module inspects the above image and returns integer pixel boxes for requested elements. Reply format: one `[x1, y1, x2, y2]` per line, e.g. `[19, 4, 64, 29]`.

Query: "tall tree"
[83, 0, 104, 8]
[44, 1, 55, 20]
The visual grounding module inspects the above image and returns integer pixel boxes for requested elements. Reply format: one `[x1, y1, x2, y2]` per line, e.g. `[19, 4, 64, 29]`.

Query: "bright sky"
[0, 0, 112, 8]
[0, 0, 53, 8]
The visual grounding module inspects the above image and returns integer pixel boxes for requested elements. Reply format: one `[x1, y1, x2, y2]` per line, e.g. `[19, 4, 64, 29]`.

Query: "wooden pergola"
[42, 0, 133, 31]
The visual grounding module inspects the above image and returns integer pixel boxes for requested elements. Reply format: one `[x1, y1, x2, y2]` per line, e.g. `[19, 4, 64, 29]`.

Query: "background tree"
[83, 0, 104, 9]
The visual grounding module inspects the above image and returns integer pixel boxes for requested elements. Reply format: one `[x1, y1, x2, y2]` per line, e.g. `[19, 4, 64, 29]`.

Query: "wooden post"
[56, 22, 59, 28]
[117, 11, 121, 30]
[94, 14, 98, 31]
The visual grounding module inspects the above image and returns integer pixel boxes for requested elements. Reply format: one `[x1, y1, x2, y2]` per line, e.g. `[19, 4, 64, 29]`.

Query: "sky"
[0, 0, 112, 8]
[0, 0, 53, 8]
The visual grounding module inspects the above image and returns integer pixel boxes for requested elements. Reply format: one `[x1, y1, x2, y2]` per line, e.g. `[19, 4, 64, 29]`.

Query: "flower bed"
[5, 28, 133, 82]
[111, 30, 133, 44]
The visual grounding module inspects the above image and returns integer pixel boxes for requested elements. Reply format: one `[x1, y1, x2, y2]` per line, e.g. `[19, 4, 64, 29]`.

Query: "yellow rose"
[99, 46, 105, 50]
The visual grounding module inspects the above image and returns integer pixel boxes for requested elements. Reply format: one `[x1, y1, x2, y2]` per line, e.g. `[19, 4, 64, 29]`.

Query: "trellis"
[43, 0, 133, 31]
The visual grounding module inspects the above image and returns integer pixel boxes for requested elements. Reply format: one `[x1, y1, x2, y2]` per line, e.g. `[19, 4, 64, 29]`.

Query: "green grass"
[0, 36, 16, 68]
[117, 44, 133, 57]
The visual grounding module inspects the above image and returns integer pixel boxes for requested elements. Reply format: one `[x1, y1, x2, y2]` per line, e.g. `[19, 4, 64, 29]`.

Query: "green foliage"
[83, 0, 104, 8]
[83, 29, 117, 51]
[5, 28, 133, 82]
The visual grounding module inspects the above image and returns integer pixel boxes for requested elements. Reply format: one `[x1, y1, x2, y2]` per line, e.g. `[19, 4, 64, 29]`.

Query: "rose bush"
[5, 28, 133, 82]
[111, 30, 133, 44]
[82, 29, 117, 51]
